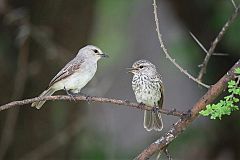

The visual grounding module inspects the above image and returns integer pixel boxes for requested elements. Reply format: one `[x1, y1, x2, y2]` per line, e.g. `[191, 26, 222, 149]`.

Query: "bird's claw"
[152, 106, 160, 113]
[77, 93, 92, 104]
[85, 95, 92, 104]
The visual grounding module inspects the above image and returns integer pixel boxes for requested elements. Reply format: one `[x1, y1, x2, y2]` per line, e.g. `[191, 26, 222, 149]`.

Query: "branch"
[197, 5, 240, 81]
[135, 59, 240, 160]
[152, 0, 210, 89]
[189, 32, 228, 57]
[231, 0, 237, 9]
[0, 95, 184, 117]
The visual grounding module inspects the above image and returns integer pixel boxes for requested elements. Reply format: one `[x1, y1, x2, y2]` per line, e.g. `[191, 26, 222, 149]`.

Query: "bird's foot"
[64, 87, 77, 102]
[152, 106, 160, 113]
[86, 95, 92, 104]
[76, 93, 92, 104]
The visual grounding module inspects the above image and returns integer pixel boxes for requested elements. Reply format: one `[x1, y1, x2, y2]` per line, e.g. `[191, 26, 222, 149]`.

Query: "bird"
[31, 45, 108, 109]
[128, 60, 164, 131]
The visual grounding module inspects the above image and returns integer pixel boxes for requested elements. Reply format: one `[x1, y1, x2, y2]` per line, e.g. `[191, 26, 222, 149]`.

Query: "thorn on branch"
[180, 109, 192, 120]
[213, 53, 229, 56]
[156, 147, 172, 160]
[124, 100, 130, 104]
[167, 108, 176, 115]
[163, 148, 172, 160]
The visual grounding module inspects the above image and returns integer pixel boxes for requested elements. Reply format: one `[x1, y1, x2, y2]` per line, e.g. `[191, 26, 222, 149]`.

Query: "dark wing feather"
[157, 73, 164, 109]
[158, 82, 164, 109]
[49, 59, 84, 87]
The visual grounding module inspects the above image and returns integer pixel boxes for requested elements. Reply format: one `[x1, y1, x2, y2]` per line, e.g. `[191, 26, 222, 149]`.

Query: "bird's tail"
[144, 110, 163, 131]
[31, 87, 55, 109]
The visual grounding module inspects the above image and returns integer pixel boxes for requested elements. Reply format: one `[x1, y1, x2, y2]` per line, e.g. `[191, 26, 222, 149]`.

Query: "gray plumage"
[130, 60, 164, 131]
[31, 45, 108, 109]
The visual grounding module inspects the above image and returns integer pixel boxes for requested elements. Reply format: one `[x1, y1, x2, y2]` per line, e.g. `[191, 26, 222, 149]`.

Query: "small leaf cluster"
[199, 68, 240, 119]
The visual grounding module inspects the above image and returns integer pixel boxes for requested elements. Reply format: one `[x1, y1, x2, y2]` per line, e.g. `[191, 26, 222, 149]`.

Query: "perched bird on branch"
[128, 60, 164, 131]
[31, 45, 108, 109]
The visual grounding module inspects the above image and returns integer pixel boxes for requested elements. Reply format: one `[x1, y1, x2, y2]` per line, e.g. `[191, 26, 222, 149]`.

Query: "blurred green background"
[0, 0, 239, 159]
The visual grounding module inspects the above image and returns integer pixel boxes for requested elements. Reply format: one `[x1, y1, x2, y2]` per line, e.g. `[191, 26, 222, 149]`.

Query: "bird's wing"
[158, 82, 164, 109]
[156, 73, 164, 109]
[49, 59, 84, 87]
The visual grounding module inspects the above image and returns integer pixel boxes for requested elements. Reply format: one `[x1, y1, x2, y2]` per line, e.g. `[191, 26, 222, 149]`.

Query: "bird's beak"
[100, 53, 109, 58]
[126, 67, 137, 73]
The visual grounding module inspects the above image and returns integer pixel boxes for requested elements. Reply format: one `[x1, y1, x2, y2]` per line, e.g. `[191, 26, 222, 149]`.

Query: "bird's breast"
[132, 74, 161, 106]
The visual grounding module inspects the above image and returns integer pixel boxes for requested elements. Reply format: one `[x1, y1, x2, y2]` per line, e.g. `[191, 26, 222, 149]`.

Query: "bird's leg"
[64, 87, 76, 102]
[64, 86, 71, 95]
[152, 102, 159, 113]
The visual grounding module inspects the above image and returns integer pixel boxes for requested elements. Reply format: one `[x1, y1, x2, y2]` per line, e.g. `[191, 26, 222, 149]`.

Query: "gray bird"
[128, 60, 164, 131]
[31, 45, 108, 109]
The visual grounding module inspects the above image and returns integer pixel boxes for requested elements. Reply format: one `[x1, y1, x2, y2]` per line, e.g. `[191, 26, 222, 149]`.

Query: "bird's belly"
[53, 68, 96, 93]
[134, 83, 161, 106]
[135, 91, 160, 106]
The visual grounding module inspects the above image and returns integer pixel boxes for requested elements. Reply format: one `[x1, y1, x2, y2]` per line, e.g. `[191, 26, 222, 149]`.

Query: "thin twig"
[231, 0, 237, 9]
[0, 95, 184, 117]
[163, 148, 172, 160]
[152, 0, 210, 88]
[135, 60, 240, 160]
[197, 5, 240, 81]
[189, 32, 208, 54]
[212, 52, 229, 56]
[189, 32, 228, 57]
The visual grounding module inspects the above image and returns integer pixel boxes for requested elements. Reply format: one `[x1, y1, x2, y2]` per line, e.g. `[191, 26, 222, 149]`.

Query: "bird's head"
[78, 45, 109, 61]
[127, 59, 156, 75]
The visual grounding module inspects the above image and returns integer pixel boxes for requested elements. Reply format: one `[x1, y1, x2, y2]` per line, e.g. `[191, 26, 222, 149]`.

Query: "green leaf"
[228, 88, 234, 93]
[233, 97, 239, 103]
[200, 70, 240, 120]
[235, 88, 240, 95]
[235, 68, 240, 74]
[228, 80, 236, 88]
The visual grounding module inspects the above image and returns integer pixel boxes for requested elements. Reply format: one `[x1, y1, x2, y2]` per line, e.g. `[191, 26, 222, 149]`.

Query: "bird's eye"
[93, 49, 98, 53]
[139, 66, 144, 69]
